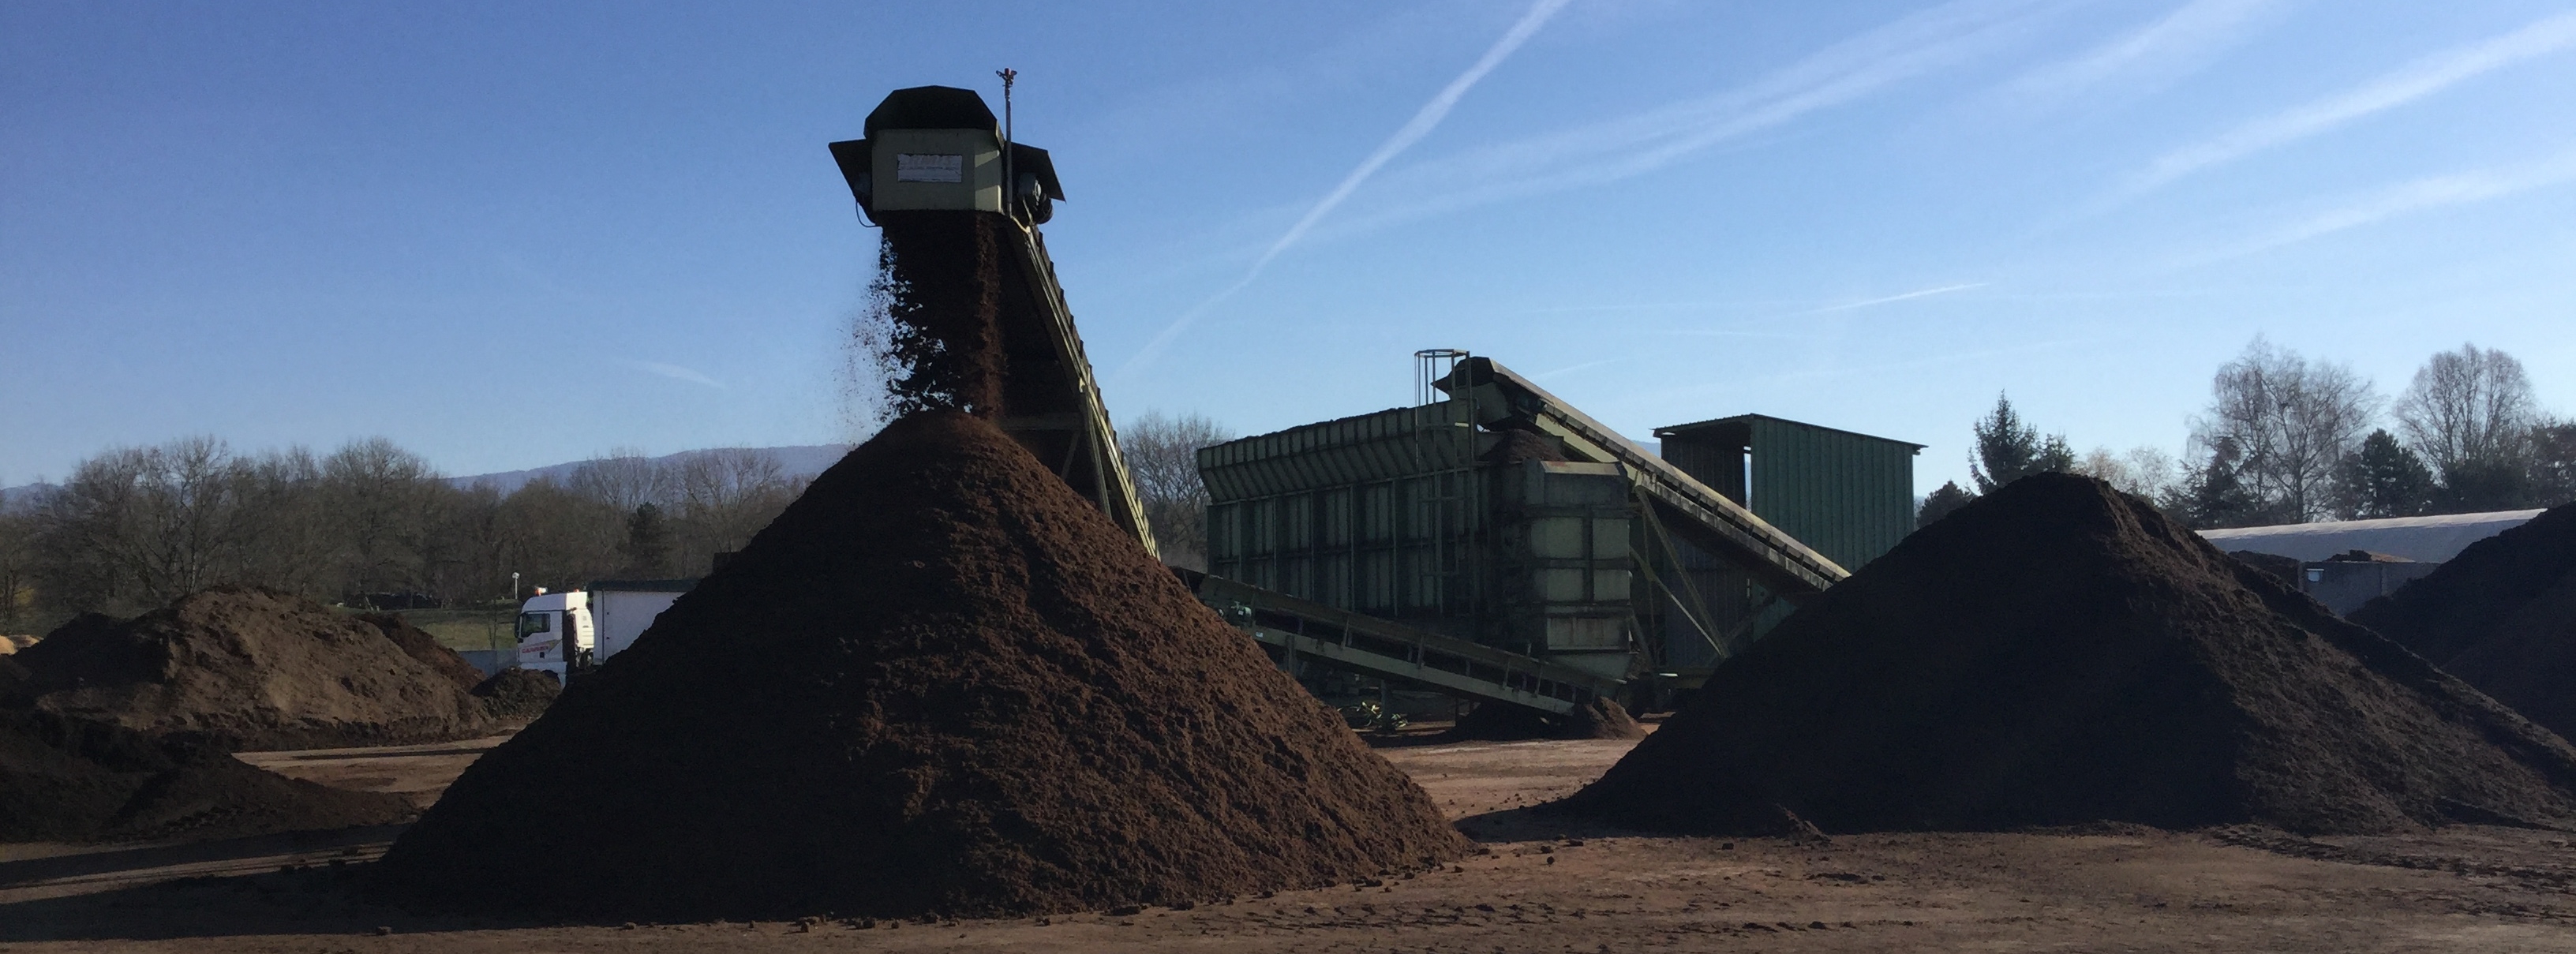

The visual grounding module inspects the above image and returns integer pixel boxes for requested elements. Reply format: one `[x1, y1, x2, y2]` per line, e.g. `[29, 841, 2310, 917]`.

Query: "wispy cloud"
[1803, 282, 1988, 313]
[1313, 0, 2057, 238]
[620, 360, 724, 389]
[1992, 0, 2290, 111]
[1533, 357, 1623, 380]
[2195, 144, 2576, 260]
[1110, 0, 1571, 381]
[2121, 9, 2576, 197]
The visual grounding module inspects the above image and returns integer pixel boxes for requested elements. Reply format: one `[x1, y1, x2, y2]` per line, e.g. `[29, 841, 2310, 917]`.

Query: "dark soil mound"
[374, 410, 1465, 920]
[1450, 698, 1643, 741]
[2351, 501, 2576, 739]
[1559, 473, 2576, 836]
[2229, 549, 2304, 589]
[470, 668, 560, 719]
[356, 613, 485, 692]
[13, 589, 489, 751]
[0, 709, 414, 844]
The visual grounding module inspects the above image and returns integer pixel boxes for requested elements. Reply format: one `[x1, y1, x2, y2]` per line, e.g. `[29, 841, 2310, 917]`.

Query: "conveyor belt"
[1181, 570, 1620, 716]
[1440, 357, 1848, 599]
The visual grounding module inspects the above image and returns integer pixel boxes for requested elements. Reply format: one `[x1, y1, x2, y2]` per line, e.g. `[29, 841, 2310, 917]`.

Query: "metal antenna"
[996, 68, 1017, 221]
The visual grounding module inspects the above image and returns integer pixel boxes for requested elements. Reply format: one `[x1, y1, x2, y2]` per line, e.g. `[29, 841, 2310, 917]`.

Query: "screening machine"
[1197, 352, 1921, 709]
[827, 84, 1158, 556]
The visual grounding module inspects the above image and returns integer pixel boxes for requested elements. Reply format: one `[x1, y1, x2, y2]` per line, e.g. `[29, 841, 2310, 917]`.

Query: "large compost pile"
[374, 410, 1466, 920]
[356, 612, 487, 692]
[1450, 698, 1644, 741]
[1559, 473, 2576, 836]
[2350, 500, 2576, 740]
[470, 668, 560, 719]
[0, 709, 415, 844]
[12, 588, 489, 751]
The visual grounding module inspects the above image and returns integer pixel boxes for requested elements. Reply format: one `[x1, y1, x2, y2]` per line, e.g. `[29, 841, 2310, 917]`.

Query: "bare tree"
[1119, 411, 1234, 571]
[2076, 445, 2181, 503]
[2394, 343, 2537, 508]
[320, 437, 442, 600]
[0, 511, 37, 633]
[2189, 339, 2378, 523]
[673, 448, 800, 571]
[567, 448, 675, 514]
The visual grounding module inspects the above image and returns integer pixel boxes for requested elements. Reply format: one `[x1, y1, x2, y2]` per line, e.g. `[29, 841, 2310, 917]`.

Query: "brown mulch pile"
[470, 668, 560, 719]
[1449, 698, 1645, 741]
[0, 709, 414, 844]
[1559, 473, 2576, 836]
[355, 612, 486, 692]
[2350, 500, 2576, 740]
[2229, 549, 2304, 589]
[10, 589, 489, 751]
[373, 410, 1465, 921]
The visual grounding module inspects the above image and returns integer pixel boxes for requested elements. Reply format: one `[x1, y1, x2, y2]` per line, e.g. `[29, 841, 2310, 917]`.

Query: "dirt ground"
[6, 725, 2576, 952]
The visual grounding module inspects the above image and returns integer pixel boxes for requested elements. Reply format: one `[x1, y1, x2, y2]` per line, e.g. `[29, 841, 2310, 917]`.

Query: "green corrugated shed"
[1653, 415, 1922, 572]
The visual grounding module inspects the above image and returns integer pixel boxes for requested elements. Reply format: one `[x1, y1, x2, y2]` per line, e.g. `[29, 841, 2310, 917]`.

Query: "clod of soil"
[867, 211, 1009, 417]
[470, 668, 560, 719]
[2349, 500, 2576, 740]
[1450, 698, 1644, 741]
[356, 612, 485, 692]
[11, 588, 489, 751]
[2228, 549, 2304, 589]
[0, 709, 415, 844]
[374, 410, 1466, 920]
[1559, 473, 2576, 836]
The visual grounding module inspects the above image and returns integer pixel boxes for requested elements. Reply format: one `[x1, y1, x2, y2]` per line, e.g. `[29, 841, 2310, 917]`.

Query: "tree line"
[1920, 341, 2576, 529]
[0, 438, 806, 634]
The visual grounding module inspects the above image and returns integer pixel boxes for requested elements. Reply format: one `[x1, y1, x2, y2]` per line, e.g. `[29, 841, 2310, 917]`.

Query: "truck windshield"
[516, 612, 552, 639]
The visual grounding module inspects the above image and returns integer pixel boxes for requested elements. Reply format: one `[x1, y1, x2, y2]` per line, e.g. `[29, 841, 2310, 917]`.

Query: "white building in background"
[2200, 510, 2546, 615]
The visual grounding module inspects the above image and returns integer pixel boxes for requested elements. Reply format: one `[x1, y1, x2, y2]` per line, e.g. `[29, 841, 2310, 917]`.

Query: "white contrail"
[2196, 144, 2576, 260]
[1993, 0, 2286, 110]
[2125, 9, 2576, 196]
[1111, 0, 1571, 380]
[1301, 0, 2053, 243]
[621, 359, 724, 389]
[1255, 0, 1572, 273]
[1805, 282, 1987, 313]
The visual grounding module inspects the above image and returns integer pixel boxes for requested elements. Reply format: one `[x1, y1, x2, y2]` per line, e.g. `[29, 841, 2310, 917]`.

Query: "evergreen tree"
[2331, 429, 2434, 519]
[1915, 481, 1976, 528]
[617, 503, 674, 578]
[2180, 437, 2266, 529]
[1968, 394, 2074, 493]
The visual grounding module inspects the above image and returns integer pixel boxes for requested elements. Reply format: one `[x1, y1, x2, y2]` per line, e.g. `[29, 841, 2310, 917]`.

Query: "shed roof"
[1654, 413, 1924, 451]
[2198, 510, 2545, 563]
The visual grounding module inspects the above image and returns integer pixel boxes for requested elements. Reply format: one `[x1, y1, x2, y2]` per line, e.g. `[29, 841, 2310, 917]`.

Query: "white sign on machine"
[895, 153, 964, 182]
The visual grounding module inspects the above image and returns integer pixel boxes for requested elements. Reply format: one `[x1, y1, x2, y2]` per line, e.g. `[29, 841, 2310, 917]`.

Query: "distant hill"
[447, 445, 854, 494]
[0, 482, 54, 514]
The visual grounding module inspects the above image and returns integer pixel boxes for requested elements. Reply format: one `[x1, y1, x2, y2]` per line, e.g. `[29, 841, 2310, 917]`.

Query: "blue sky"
[6, 1, 2574, 496]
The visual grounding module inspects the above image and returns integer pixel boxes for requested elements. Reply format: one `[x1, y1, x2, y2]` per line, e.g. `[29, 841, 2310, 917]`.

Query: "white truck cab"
[514, 580, 693, 679]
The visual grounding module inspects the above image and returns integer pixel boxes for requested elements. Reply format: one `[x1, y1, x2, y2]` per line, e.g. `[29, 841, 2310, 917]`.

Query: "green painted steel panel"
[1653, 414, 1919, 573]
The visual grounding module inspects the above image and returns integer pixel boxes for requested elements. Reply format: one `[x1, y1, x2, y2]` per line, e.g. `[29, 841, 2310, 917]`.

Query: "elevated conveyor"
[830, 85, 1157, 556]
[1179, 570, 1621, 716]
[1438, 357, 1848, 600]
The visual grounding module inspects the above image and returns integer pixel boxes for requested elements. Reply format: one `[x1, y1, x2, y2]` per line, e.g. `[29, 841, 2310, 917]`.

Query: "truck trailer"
[513, 579, 695, 679]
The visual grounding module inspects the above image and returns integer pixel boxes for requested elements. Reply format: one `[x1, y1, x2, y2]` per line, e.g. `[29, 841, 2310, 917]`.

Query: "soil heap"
[0, 709, 414, 844]
[1559, 473, 2576, 836]
[470, 668, 560, 719]
[1450, 698, 1645, 741]
[12, 589, 489, 751]
[356, 612, 486, 692]
[2349, 501, 2576, 740]
[374, 410, 1465, 920]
